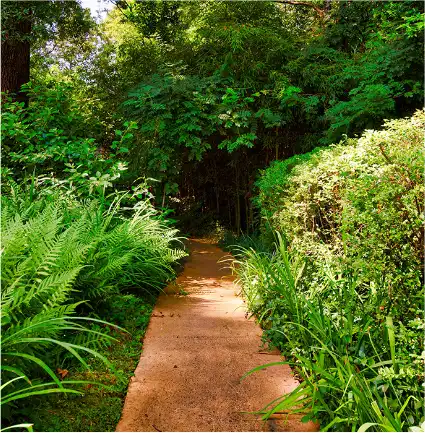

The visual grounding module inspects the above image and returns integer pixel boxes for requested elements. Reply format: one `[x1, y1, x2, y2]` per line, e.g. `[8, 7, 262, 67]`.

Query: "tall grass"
[235, 235, 423, 432]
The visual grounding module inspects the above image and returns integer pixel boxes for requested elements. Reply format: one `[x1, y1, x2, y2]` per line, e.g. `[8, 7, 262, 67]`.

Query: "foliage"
[1, 0, 93, 47]
[29, 293, 155, 432]
[116, 0, 183, 44]
[236, 236, 424, 432]
[82, 6, 162, 133]
[114, 0, 423, 228]
[1, 81, 135, 193]
[123, 67, 283, 178]
[1, 1, 424, 430]
[14, 0, 422, 231]
[255, 111, 424, 306]
[0, 178, 186, 430]
[235, 112, 424, 431]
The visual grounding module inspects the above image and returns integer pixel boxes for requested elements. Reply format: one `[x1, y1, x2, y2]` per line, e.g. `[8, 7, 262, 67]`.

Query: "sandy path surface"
[116, 240, 317, 432]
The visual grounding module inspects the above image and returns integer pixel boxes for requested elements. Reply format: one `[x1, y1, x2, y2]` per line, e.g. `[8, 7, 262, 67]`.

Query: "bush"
[1, 82, 136, 196]
[235, 235, 424, 432]
[235, 112, 424, 431]
[255, 111, 424, 318]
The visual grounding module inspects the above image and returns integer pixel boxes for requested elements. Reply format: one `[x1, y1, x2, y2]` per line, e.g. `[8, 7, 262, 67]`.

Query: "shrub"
[255, 111, 424, 319]
[1, 82, 136, 196]
[236, 111, 424, 431]
[235, 235, 424, 432]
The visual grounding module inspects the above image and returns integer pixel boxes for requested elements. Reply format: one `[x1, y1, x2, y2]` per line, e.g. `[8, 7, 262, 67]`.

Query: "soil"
[116, 240, 318, 432]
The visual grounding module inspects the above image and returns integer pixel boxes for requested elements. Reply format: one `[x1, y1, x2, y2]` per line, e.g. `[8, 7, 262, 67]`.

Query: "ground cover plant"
[1, 177, 186, 430]
[234, 112, 424, 432]
[28, 293, 156, 432]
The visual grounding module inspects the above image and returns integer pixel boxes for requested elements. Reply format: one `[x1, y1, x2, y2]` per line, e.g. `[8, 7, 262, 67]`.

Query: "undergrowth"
[234, 112, 424, 432]
[1, 177, 186, 431]
[28, 294, 155, 432]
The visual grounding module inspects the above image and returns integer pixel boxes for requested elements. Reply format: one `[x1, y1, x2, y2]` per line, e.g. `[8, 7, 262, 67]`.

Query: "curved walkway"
[116, 240, 317, 432]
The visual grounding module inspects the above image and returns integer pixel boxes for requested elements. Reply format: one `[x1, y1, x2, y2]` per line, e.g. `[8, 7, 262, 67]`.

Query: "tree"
[1, 2, 32, 103]
[7, 0, 422, 233]
[111, 0, 183, 43]
[1, 0, 93, 102]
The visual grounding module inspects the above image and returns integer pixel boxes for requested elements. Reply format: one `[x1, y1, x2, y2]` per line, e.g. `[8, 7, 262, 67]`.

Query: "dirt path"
[116, 240, 317, 432]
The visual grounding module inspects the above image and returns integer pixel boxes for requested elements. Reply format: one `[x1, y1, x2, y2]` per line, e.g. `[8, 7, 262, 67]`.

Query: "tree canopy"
[2, 0, 424, 231]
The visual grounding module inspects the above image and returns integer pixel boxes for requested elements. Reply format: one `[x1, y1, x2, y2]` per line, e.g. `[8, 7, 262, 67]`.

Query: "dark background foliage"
[2, 0, 423, 234]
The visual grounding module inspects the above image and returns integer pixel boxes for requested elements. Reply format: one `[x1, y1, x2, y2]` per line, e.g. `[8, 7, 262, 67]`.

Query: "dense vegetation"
[234, 112, 424, 431]
[1, 0, 423, 431]
[2, 0, 423, 231]
[1, 176, 186, 430]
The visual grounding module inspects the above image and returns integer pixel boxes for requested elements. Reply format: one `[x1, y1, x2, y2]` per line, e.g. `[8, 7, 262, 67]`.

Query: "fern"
[1, 179, 187, 429]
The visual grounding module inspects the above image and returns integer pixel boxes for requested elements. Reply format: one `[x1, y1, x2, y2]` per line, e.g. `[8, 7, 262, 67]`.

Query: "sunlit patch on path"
[116, 240, 318, 432]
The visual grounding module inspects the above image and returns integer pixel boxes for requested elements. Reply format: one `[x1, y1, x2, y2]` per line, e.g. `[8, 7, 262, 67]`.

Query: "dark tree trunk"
[249, 201, 254, 232]
[235, 161, 241, 235]
[1, 11, 31, 104]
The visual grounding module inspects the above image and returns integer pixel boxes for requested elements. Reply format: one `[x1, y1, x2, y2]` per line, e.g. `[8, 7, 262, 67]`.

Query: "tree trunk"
[161, 184, 166, 208]
[235, 163, 241, 235]
[249, 201, 254, 232]
[212, 158, 219, 214]
[1, 8, 31, 105]
[245, 196, 249, 234]
[235, 195, 241, 235]
[215, 187, 220, 214]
